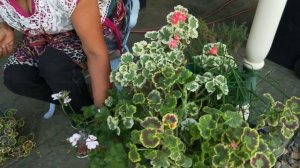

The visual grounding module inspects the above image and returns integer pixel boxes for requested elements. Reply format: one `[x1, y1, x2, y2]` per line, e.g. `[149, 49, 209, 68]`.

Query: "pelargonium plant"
[0, 109, 35, 164]
[67, 131, 99, 158]
[51, 91, 100, 158]
[57, 5, 300, 168]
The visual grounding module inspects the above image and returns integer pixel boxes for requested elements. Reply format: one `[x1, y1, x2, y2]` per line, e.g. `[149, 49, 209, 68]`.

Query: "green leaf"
[103, 143, 128, 167]
[162, 65, 175, 78]
[202, 106, 222, 115]
[222, 111, 243, 128]
[250, 152, 271, 168]
[132, 41, 147, 56]
[188, 15, 199, 33]
[185, 102, 199, 116]
[236, 150, 251, 161]
[130, 130, 141, 144]
[125, 105, 137, 117]
[142, 68, 152, 79]
[150, 150, 171, 168]
[189, 124, 201, 142]
[220, 104, 236, 112]
[171, 90, 182, 98]
[195, 74, 210, 84]
[263, 93, 275, 104]
[4, 109, 17, 117]
[162, 134, 180, 150]
[135, 164, 147, 168]
[140, 128, 160, 148]
[145, 31, 159, 40]
[197, 114, 216, 139]
[158, 26, 172, 44]
[201, 141, 212, 155]
[145, 60, 157, 72]
[95, 106, 110, 119]
[82, 105, 97, 118]
[107, 116, 119, 131]
[133, 74, 147, 88]
[186, 81, 200, 92]
[122, 117, 134, 129]
[132, 93, 146, 105]
[167, 50, 184, 65]
[163, 96, 177, 109]
[281, 125, 296, 139]
[152, 72, 166, 90]
[193, 161, 210, 168]
[141, 117, 162, 129]
[205, 81, 215, 93]
[225, 127, 244, 143]
[121, 52, 134, 64]
[228, 153, 245, 167]
[176, 155, 193, 168]
[104, 96, 114, 107]
[177, 68, 193, 84]
[215, 75, 228, 94]
[160, 96, 177, 116]
[128, 143, 141, 163]
[147, 90, 162, 105]
[212, 144, 230, 167]
[241, 127, 259, 151]
[169, 150, 182, 162]
[285, 96, 300, 114]
[272, 101, 284, 113]
[143, 149, 158, 160]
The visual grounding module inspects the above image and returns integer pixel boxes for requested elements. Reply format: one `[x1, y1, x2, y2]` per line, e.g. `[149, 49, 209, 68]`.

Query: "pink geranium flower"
[178, 13, 187, 22]
[170, 11, 187, 25]
[174, 34, 181, 41]
[168, 39, 178, 48]
[209, 47, 218, 55]
[231, 140, 238, 150]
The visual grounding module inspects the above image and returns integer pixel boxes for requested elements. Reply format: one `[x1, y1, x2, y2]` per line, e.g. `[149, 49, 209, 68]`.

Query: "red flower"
[170, 11, 187, 25]
[230, 140, 238, 150]
[209, 47, 218, 55]
[174, 34, 181, 41]
[168, 39, 178, 48]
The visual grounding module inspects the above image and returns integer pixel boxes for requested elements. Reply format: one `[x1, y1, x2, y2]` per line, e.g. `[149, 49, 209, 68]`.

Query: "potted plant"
[60, 5, 300, 167]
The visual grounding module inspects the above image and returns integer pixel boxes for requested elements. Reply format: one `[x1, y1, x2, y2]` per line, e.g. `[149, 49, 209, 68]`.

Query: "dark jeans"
[3, 47, 93, 113]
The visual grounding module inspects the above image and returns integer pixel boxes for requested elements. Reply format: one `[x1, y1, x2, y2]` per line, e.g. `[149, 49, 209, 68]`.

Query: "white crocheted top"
[0, 0, 111, 35]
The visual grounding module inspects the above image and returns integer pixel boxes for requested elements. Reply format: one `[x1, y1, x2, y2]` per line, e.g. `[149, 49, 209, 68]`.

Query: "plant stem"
[134, 117, 143, 123]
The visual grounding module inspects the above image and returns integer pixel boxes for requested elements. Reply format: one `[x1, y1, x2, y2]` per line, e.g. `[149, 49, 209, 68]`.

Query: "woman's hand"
[0, 22, 14, 58]
[71, 0, 111, 108]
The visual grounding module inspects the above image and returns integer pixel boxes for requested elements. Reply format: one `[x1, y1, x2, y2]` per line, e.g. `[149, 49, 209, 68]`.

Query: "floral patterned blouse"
[0, 0, 111, 35]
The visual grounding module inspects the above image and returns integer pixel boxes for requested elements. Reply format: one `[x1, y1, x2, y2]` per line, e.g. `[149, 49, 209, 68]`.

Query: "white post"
[244, 0, 287, 70]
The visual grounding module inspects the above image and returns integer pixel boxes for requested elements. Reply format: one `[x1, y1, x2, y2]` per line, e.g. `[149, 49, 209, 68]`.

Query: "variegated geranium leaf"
[141, 117, 162, 130]
[140, 128, 160, 148]
[145, 31, 159, 41]
[128, 143, 141, 163]
[132, 93, 146, 105]
[241, 127, 259, 151]
[132, 40, 148, 56]
[122, 117, 134, 129]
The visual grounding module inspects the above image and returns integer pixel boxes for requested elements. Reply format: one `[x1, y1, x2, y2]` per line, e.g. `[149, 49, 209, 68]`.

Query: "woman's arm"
[71, 0, 111, 108]
[0, 22, 14, 58]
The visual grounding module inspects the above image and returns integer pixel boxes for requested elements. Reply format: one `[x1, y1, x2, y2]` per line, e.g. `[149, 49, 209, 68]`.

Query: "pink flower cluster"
[168, 34, 181, 49]
[170, 11, 187, 25]
[209, 47, 218, 55]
